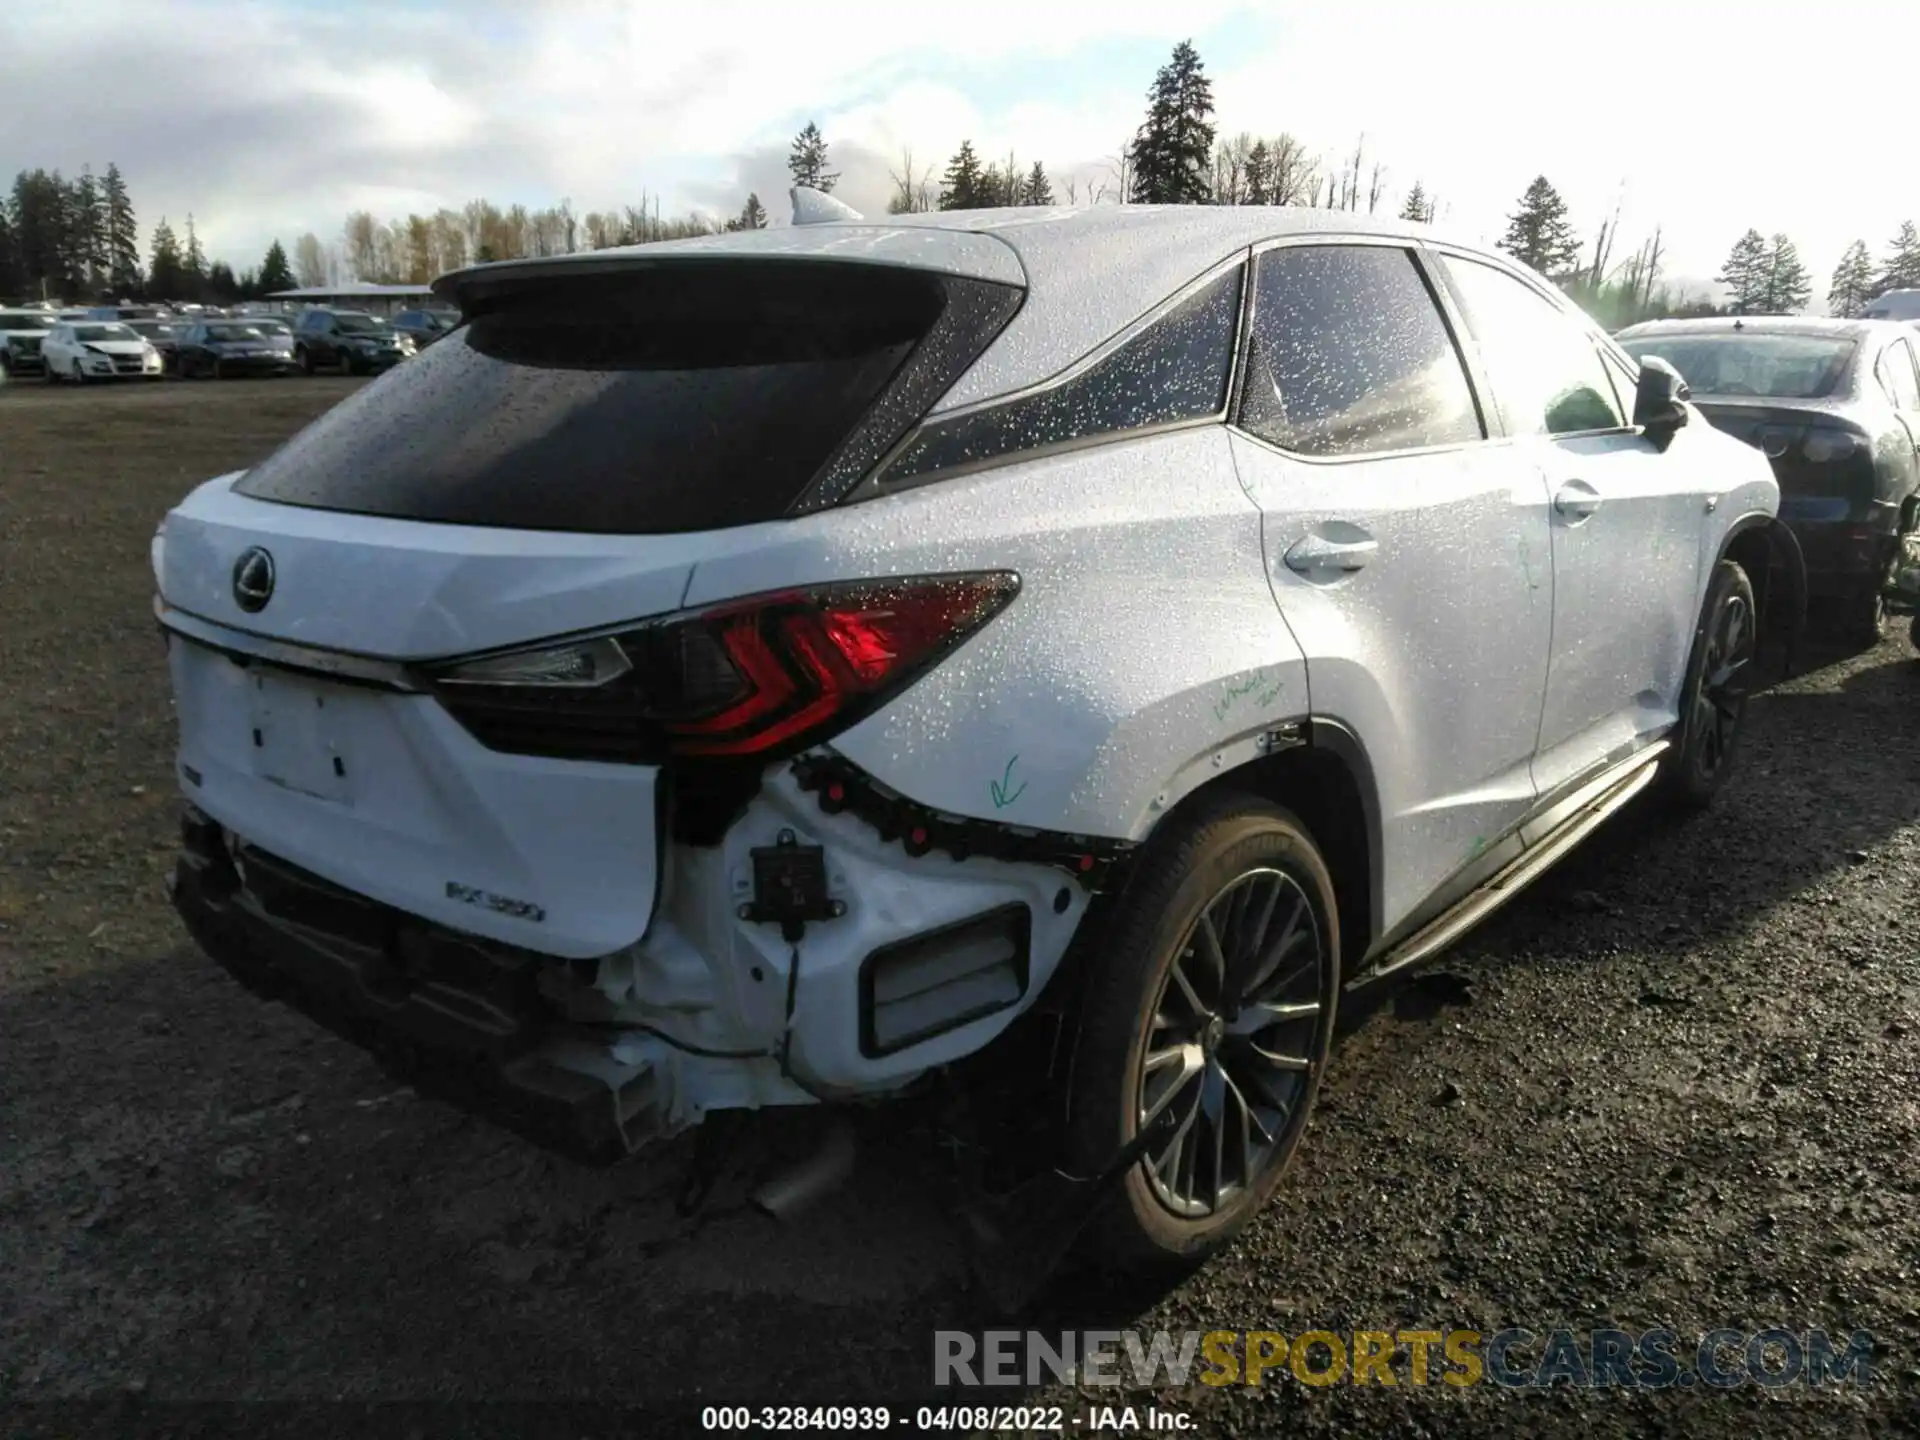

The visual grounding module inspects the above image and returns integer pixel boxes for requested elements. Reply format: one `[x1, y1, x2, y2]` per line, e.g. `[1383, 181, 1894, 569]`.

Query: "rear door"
[1880, 336, 1920, 458]
[1228, 239, 1554, 936]
[1432, 252, 1704, 798]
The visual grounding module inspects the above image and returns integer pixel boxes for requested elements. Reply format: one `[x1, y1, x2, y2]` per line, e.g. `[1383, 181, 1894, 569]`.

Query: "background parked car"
[1618, 316, 1920, 642]
[124, 319, 181, 374]
[292, 308, 414, 375]
[39, 320, 165, 382]
[390, 309, 458, 349]
[86, 305, 170, 322]
[174, 320, 296, 378]
[0, 308, 55, 378]
[1863, 289, 1920, 324]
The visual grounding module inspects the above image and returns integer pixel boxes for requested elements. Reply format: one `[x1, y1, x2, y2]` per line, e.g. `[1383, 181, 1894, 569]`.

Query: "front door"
[1431, 251, 1703, 798]
[1228, 240, 1555, 939]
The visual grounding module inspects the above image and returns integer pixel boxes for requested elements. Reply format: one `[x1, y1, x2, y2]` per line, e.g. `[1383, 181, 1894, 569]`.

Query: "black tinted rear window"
[234, 263, 947, 533]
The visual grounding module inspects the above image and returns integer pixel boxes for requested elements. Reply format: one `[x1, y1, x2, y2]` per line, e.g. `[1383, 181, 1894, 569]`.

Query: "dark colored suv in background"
[293, 308, 414, 375]
[390, 308, 458, 349]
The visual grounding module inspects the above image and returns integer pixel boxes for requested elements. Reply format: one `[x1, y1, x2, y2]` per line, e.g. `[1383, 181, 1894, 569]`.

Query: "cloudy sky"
[3, 0, 1915, 302]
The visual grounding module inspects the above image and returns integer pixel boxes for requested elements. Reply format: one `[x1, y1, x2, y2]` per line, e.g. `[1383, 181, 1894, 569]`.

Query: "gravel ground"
[2, 379, 1918, 1438]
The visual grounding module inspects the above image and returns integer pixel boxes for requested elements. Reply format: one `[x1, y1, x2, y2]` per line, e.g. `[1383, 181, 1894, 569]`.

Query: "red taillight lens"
[427, 573, 1019, 765]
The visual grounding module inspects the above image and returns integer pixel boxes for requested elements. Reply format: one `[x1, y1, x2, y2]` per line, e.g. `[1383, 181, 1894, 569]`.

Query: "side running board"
[1358, 740, 1670, 986]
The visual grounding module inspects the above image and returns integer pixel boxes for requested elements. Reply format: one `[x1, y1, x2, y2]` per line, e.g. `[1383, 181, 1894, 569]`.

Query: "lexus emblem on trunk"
[232, 547, 276, 613]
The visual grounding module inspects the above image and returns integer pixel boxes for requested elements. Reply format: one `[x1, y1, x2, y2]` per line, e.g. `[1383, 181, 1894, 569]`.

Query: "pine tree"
[788, 122, 838, 193]
[1754, 234, 1811, 314]
[11, 169, 73, 300]
[0, 207, 19, 299]
[939, 140, 987, 210]
[206, 260, 239, 304]
[1017, 161, 1054, 206]
[1498, 177, 1580, 277]
[1827, 240, 1876, 317]
[257, 239, 295, 294]
[1880, 220, 1920, 292]
[1242, 140, 1273, 205]
[182, 214, 208, 300]
[1129, 41, 1216, 204]
[71, 167, 105, 295]
[147, 216, 183, 300]
[102, 164, 141, 296]
[733, 193, 767, 230]
[1716, 229, 1768, 313]
[1399, 181, 1435, 224]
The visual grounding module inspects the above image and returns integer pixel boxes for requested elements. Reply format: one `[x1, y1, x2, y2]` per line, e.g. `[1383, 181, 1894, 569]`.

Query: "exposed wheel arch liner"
[1130, 716, 1382, 967]
[1716, 512, 1806, 682]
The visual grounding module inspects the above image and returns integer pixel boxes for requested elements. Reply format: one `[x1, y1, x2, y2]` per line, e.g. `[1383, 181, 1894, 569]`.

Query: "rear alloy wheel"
[1067, 796, 1339, 1273]
[1660, 559, 1756, 811]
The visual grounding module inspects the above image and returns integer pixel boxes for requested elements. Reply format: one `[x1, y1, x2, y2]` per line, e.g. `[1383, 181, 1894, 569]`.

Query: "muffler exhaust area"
[749, 1116, 858, 1220]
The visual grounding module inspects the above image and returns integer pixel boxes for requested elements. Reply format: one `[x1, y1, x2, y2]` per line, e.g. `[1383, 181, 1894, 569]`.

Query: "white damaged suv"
[157, 195, 1802, 1268]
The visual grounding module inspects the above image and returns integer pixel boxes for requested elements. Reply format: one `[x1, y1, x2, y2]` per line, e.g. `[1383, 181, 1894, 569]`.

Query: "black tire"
[1065, 794, 1340, 1274]
[212, 358, 225, 381]
[71, 359, 86, 386]
[339, 351, 357, 376]
[1844, 583, 1888, 649]
[1659, 559, 1757, 812]
[296, 346, 314, 375]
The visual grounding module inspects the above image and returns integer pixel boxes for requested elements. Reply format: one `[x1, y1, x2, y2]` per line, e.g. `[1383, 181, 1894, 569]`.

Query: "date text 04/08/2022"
[697, 1404, 1196, 1432]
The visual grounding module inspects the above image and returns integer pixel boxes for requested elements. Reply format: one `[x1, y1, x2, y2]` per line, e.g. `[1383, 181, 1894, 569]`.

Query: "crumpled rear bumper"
[170, 806, 657, 1163]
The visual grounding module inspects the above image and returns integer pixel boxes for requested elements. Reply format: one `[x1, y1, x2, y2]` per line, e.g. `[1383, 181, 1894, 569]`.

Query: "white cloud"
[2, 0, 1915, 300]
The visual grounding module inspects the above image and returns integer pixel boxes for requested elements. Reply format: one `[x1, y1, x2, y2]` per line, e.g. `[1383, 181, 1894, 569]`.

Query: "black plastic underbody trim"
[790, 752, 1135, 890]
[170, 809, 637, 1164]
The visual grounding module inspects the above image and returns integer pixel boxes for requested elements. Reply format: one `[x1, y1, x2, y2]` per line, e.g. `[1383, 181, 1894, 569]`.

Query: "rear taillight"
[425, 573, 1019, 765]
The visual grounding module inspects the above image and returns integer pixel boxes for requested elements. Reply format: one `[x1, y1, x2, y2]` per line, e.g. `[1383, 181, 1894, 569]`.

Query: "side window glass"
[880, 264, 1242, 484]
[1238, 244, 1482, 458]
[1439, 256, 1626, 436]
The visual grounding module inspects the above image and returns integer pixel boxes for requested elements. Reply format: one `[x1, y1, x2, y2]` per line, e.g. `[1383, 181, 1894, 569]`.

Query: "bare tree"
[1212, 132, 1255, 205]
[887, 149, 936, 214]
[1367, 160, 1387, 216]
[1264, 134, 1315, 206]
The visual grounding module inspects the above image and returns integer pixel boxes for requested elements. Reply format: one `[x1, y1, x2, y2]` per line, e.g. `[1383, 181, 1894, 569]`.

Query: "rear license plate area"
[246, 668, 353, 804]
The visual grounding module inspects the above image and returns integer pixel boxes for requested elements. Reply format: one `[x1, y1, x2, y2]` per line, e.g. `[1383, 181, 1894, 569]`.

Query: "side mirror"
[1633, 354, 1691, 450]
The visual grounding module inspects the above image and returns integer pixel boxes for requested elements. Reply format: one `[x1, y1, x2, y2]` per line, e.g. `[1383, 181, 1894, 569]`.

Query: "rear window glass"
[1617, 334, 1855, 400]
[234, 264, 948, 534]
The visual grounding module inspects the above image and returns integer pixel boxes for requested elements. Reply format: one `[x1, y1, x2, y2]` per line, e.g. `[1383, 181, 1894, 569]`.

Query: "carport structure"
[264, 282, 437, 318]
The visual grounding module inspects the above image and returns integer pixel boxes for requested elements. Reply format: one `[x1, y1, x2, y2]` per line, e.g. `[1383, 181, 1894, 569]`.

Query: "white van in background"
[1862, 289, 1920, 323]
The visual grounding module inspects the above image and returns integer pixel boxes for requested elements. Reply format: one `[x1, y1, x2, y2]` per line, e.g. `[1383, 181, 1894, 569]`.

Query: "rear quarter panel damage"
[682, 427, 1309, 842]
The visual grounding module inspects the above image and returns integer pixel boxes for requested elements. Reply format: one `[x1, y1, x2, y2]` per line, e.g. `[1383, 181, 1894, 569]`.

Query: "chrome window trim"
[922, 247, 1251, 425]
[854, 252, 1250, 498]
[156, 599, 425, 692]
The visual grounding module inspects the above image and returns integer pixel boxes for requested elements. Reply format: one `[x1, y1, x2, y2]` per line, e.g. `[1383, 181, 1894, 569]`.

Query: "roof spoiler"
[791, 187, 863, 226]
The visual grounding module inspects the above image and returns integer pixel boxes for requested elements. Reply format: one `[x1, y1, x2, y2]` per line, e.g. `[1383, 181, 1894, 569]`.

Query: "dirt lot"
[2, 378, 1919, 1437]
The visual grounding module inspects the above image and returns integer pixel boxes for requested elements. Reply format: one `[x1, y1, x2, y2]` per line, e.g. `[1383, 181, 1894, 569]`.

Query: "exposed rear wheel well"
[1723, 522, 1800, 678]
[1171, 743, 1375, 968]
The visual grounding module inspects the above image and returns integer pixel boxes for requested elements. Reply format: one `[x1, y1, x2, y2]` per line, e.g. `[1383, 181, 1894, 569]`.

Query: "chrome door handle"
[1554, 481, 1602, 522]
[1284, 531, 1378, 575]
